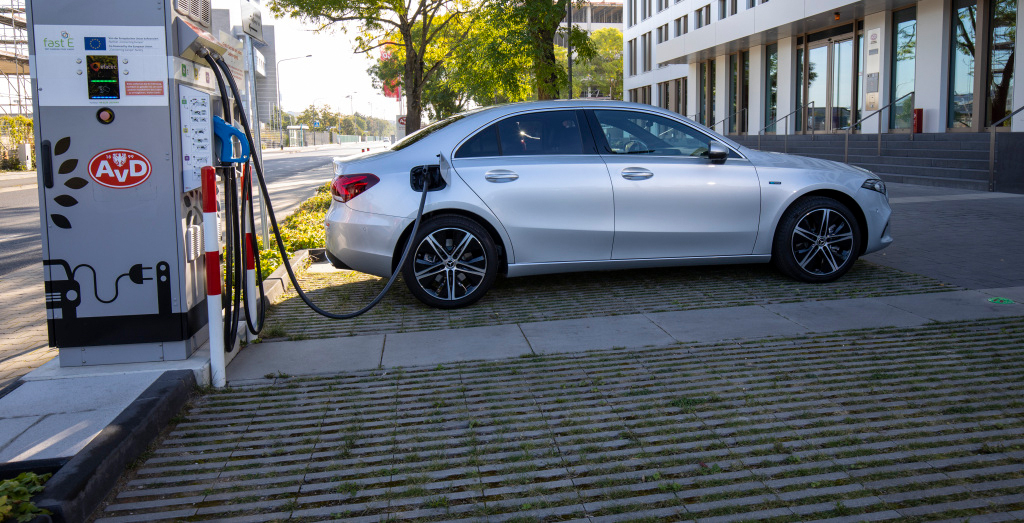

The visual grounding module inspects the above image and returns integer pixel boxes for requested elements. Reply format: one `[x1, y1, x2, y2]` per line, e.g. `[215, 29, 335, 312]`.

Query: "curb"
[261, 249, 315, 305]
[33, 370, 196, 523]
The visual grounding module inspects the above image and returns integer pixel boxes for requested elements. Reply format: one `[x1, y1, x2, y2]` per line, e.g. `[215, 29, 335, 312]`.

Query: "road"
[0, 142, 381, 278]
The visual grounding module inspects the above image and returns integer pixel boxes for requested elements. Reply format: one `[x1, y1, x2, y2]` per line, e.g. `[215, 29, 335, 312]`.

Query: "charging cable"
[207, 53, 431, 323]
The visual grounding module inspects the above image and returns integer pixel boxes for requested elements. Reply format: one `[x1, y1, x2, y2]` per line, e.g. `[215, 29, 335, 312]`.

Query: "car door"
[588, 109, 761, 259]
[450, 109, 614, 264]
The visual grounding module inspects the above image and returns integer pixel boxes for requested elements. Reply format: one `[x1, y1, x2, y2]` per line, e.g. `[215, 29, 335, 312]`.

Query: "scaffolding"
[0, 0, 28, 117]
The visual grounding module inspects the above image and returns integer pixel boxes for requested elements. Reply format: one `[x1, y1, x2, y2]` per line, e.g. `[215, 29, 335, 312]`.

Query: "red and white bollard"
[202, 166, 226, 388]
[242, 165, 258, 320]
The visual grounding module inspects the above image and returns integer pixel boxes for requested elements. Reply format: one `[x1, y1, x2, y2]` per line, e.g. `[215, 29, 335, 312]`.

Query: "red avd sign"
[88, 149, 152, 189]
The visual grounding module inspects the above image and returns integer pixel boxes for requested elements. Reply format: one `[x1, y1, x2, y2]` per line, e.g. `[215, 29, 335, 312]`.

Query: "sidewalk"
[1, 182, 1022, 522]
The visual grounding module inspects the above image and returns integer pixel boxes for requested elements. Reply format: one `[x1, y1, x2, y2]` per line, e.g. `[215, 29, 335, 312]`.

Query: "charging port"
[410, 165, 446, 192]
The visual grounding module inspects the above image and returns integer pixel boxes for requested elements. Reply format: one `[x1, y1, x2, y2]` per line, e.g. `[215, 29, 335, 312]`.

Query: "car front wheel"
[402, 215, 498, 309]
[773, 196, 861, 283]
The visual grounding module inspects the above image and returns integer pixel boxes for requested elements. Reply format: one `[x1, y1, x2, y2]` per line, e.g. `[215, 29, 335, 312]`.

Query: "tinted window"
[455, 124, 500, 158]
[593, 110, 712, 156]
[497, 110, 585, 156]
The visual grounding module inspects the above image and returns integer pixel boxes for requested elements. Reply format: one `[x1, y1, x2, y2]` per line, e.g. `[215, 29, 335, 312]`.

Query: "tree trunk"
[532, 24, 559, 100]
[403, 39, 424, 133]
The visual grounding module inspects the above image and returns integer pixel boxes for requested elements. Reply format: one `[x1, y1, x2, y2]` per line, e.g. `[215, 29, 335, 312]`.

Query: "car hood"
[740, 148, 872, 178]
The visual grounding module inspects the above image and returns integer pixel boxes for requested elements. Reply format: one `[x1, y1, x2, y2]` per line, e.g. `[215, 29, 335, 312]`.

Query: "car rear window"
[455, 124, 500, 158]
[391, 113, 470, 151]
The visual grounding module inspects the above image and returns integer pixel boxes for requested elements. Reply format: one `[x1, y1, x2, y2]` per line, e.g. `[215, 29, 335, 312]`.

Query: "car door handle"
[621, 168, 653, 180]
[484, 170, 519, 183]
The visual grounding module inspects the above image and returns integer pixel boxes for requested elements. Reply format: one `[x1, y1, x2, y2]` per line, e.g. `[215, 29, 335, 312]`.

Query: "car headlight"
[861, 178, 886, 196]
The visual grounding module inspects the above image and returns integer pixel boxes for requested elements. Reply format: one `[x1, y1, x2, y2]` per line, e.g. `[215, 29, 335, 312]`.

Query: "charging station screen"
[87, 55, 120, 100]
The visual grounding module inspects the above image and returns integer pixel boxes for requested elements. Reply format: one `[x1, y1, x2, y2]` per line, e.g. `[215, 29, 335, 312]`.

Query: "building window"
[628, 39, 637, 76]
[657, 24, 669, 44]
[695, 5, 710, 29]
[629, 0, 637, 26]
[891, 7, 917, 129]
[718, 0, 726, 19]
[657, 0, 667, 12]
[765, 43, 779, 132]
[674, 17, 682, 37]
[988, 0, 1016, 127]
[658, 81, 671, 109]
[674, 77, 688, 115]
[731, 0, 738, 15]
[747, 0, 755, 7]
[643, 32, 653, 72]
[726, 51, 750, 133]
[683, 15, 689, 34]
[697, 60, 716, 127]
[642, 0, 652, 20]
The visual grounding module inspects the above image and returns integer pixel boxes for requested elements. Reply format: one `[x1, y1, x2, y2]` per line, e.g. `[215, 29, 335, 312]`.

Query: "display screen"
[87, 55, 120, 100]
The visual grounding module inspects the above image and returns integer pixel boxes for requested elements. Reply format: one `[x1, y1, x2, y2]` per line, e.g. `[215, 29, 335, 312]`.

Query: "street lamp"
[345, 94, 354, 114]
[275, 54, 312, 149]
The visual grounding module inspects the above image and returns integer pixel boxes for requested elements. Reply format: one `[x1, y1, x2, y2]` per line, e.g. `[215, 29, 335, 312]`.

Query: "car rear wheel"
[773, 196, 861, 283]
[402, 215, 498, 309]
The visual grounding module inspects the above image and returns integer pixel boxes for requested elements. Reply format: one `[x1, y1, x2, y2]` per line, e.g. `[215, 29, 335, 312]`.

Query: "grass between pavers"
[260, 260, 960, 340]
[95, 316, 1024, 522]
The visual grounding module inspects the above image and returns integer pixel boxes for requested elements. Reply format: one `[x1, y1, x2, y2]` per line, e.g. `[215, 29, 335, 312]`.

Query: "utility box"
[28, 0, 225, 366]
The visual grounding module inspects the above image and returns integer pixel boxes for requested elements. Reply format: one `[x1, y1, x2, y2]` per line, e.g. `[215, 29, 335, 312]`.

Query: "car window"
[455, 124, 500, 158]
[592, 110, 712, 157]
[497, 110, 585, 156]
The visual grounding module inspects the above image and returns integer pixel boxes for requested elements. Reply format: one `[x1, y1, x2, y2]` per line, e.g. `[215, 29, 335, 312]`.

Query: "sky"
[265, 11, 405, 119]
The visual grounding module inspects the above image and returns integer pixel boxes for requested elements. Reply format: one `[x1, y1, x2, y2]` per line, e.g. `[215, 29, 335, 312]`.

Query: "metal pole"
[877, 106, 882, 156]
[567, 0, 573, 99]
[784, 114, 789, 153]
[989, 126, 997, 191]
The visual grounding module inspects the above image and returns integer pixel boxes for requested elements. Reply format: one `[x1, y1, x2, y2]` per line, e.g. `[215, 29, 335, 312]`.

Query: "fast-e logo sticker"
[88, 149, 152, 189]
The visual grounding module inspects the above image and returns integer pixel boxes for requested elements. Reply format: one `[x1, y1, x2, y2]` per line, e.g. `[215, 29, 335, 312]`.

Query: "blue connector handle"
[212, 116, 251, 164]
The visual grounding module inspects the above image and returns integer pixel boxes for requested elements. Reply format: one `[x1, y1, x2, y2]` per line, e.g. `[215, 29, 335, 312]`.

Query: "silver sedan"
[325, 100, 892, 308]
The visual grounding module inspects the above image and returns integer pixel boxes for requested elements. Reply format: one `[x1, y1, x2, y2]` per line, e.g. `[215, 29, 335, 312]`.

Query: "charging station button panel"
[179, 85, 212, 192]
[87, 55, 120, 99]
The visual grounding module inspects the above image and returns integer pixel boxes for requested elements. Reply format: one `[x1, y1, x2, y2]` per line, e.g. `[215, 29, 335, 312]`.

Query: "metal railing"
[712, 108, 748, 135]
[839, 91, 914, 163]
[757, 102, 814, 153]
[988, 103, 1024, 191]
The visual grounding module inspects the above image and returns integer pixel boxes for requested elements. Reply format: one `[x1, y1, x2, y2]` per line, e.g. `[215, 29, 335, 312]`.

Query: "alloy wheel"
[790, 208, 855, 276]
[411, 227, 488, 301]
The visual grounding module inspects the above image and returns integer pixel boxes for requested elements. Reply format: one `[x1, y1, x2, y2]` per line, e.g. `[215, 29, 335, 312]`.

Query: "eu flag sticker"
[85, 37, 106, 50]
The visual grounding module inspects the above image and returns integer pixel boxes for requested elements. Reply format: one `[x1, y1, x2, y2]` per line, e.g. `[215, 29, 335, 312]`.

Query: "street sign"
[396, 114, 407, 139]
[240, 2, 265, 43]
[314, 121, 321, 128]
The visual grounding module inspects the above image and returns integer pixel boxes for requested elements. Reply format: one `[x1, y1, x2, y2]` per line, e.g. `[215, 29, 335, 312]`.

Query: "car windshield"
[391, 113, 471, 151]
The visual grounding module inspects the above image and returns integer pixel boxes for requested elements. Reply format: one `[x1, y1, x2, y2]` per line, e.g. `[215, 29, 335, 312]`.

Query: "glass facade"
[729, 54, 738, 132]
[765, 43, 778, 132]
[948, 0, 977, 128]
[987, 0, 1017, 126]
[891, 7, 917, 129]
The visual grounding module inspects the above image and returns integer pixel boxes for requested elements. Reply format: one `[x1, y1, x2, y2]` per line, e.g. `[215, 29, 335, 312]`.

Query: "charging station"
[28, 0, 230, 366]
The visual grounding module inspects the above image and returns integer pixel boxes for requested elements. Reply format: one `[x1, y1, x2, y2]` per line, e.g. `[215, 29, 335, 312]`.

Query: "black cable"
[212, 56, 430, 320]
[240, 163, 266, 333]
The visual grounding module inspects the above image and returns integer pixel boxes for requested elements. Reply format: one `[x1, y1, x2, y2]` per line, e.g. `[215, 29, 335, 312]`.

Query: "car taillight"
[331, 174, 379, 203]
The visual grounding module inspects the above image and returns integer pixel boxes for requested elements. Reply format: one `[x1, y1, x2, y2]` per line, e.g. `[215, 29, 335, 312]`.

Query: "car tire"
[772, 196, 861, 283]
[402, 215, 498, 309]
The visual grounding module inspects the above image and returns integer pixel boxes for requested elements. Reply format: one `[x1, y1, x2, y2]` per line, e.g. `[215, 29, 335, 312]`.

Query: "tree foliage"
[558, 27, 622, 99]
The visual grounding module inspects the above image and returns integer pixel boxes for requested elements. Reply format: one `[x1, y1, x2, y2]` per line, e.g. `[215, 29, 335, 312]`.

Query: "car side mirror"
[707, 141, 729, 163]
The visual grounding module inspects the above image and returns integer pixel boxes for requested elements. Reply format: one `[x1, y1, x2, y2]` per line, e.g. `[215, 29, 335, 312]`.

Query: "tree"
[559, 27, 622, 99]
[269, 0, 472, 133]
[485, 0, 595, 99]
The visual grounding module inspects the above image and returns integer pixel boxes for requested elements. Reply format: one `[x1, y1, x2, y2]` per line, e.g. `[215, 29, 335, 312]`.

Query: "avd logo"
[88, 149, 152, 189]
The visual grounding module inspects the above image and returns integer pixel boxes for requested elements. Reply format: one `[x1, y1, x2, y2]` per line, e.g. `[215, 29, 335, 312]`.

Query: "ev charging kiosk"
[28, 0, 229, 366]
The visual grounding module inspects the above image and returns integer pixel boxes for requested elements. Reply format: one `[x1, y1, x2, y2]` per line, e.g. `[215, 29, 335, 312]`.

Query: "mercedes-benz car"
[325, 100, 892, 309]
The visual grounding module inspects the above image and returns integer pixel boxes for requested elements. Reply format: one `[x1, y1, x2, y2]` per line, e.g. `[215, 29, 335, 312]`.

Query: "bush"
[0, 472, 52, 522]
[257, 183, 332, 280]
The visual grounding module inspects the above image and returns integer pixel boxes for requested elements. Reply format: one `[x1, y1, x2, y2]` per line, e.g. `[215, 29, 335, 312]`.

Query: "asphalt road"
[0, 143, 371, 278]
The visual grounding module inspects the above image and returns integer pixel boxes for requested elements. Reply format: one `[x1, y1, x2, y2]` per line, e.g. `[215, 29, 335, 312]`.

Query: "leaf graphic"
[64, 177, 88, 189]
[54, 195, 78, 207]
[50, 214, 72, 229]
[58, 159, 78, 175]
[54, 137, 71, 156]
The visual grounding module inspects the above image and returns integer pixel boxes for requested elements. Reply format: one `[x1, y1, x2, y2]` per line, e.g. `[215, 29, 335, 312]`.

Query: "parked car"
[325, 100, 892, 308]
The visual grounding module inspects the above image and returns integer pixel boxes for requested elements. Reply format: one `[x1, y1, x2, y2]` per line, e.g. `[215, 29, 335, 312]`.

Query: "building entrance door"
[799, 30, 859, 133]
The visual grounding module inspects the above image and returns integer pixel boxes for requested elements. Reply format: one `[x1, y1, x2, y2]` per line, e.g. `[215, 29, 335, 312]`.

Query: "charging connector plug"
[128, 264, 153, 285]
[410, 165, 446, 192]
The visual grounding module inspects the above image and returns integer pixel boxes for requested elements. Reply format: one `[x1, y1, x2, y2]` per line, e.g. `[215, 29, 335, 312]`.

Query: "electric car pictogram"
[325, 100, 893, 309]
